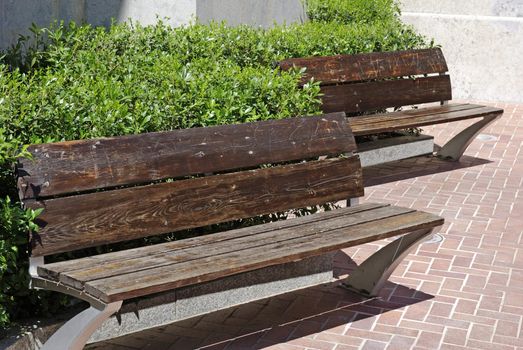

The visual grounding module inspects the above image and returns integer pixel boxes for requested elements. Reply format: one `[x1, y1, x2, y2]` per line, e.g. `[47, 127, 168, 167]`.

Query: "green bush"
[0, 1, 429, 328]
[1, 20, 426, 142]
[305, 0, 401, 24]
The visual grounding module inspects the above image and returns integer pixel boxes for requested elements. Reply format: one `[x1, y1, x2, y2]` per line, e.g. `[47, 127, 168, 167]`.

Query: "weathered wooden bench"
[278, 48, 503, 161]
[16, 114, 443, 350]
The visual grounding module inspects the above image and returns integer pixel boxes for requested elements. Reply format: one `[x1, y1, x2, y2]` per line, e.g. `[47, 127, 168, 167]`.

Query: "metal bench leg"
[29, 260, 123, 350]
[342, 226, 441, 297]
[41, 301, 122, 350]
[436, 113, 501, 160]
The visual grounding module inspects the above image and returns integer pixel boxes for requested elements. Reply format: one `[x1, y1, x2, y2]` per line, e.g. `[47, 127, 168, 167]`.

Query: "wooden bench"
[278, 48, 504, 162]
[16, 114, 443, 350]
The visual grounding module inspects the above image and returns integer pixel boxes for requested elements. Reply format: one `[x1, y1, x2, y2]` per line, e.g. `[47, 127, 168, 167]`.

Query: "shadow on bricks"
[363, 154, 492, 187]
[86, 266, 433, 350]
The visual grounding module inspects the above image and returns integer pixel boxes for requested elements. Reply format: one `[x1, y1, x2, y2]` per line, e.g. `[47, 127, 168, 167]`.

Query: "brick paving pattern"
[87, 101, 523, 350]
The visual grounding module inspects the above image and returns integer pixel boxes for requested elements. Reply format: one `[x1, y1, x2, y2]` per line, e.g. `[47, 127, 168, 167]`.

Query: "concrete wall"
[87, 0, 197, 28]
[1, 1, 84, 51]
[0, 0, 306, 51]
[197, 0, 307, 27]
[400, 0, 523, 102]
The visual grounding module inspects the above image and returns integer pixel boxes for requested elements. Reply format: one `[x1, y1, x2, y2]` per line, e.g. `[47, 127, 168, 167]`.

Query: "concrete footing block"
[89, 253, 334, 343]
[357, 135, 434, 167]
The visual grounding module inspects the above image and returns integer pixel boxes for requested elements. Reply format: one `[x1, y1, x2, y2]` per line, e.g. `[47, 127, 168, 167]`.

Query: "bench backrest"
[16, 113, 363, 257]
[278, 48, 451, 114]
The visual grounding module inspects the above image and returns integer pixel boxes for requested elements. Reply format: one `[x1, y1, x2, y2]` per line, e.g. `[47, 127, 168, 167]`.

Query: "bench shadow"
[363, 154, 492, 187]
[88, 253, 433, 350]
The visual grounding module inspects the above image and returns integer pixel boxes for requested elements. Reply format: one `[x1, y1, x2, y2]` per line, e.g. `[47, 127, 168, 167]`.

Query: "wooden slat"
[28, 156, 364, 257]
[350, 103, 484, 125]
[44, 205, 413, 289]
[38, 202, 389, 280]
[349, 104, 494, 125]
[17, 113, 354, 200]
[83, 210, 443, 302]
[320, 75, 452, 114]
[349, 105, 504, 136]
[278, 48, 448, 86]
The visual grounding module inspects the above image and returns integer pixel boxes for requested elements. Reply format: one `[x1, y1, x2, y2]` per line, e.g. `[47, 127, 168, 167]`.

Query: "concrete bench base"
[358, 135, 434, 167]
[89, 253, 334, 343]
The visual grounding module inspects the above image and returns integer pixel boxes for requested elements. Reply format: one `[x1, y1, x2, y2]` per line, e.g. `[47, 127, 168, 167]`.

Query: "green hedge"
[306, 0, 401, 24]
[0, 0, 429, 327]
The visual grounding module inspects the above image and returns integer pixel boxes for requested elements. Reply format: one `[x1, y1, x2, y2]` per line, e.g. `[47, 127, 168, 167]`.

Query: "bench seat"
[348, 103, 503, 136]
[36, 203, 442, 304]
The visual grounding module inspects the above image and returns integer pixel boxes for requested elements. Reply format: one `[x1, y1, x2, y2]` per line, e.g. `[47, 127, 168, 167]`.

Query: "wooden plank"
[320, 76, 452, 114]
[349, 103, 484, 126]
[17, 113, 354, 200]
[50, 205, 415, 289]
[29, 156, 364, 257]
[395, 103, 488, 115]
[83, 210, 444, 302]
[38, 202, 389, 280]
[349, 104, 497, 126]
[349, 105, 504, 136]
[278, 48, 448, 86]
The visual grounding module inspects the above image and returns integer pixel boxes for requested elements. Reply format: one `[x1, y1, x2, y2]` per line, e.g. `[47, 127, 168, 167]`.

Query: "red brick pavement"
[87, 101, 523, 350]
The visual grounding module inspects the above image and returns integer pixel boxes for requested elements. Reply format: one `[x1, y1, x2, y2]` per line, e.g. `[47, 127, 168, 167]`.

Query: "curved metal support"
[342, 226, 441, 297]
[436, 113, 502, 161]
[41, 301, 122, 350]
[32, 277, 107, 310]
[31, 275, 122, 349]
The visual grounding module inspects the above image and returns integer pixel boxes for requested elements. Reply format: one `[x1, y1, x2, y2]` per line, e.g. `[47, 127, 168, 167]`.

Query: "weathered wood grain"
[28, 156, 364, 256]
[45, 205, 414, 289]
[278, 48, 448, 86]
[17, 113, 354, 200]
[82, 210, 443, 302]
[38, 202, 389, 280]
[320, 76, 452, 114]
[349, 105, 504, 136]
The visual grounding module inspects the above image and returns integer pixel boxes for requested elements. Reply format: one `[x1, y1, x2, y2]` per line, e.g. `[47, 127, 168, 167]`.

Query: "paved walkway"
[88, 101, 523, 350]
